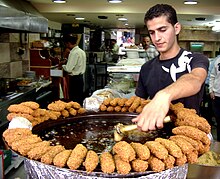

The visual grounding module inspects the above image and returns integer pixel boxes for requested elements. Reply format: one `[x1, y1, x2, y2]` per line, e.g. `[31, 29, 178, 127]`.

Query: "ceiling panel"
[26, 0, 220, 29]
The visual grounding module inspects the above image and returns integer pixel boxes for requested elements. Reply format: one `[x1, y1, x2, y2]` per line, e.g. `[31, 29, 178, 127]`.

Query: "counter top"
[0, 86, 36, 105]
[107, 65, 141, 73]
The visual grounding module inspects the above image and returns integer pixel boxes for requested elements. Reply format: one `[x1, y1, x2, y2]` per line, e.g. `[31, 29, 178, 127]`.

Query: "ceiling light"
[107, 0, 123, 3]
[118, 17, 127, 21]
[184, 1, 198, 5]
[75, 17, 85, 20]
[52, 0, 66, 3]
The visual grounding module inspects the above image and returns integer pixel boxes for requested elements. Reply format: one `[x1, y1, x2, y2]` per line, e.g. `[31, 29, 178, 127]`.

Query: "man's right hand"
[210, 92, 215, 100]
[132, 91, 171, 131]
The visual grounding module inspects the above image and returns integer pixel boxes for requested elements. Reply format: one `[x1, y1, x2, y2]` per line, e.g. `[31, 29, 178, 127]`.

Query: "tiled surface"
[10, 61, 23, 78]
[0, 63, 10, 78]
[0, 43, 10, 63]
[0, 32, 30, 79]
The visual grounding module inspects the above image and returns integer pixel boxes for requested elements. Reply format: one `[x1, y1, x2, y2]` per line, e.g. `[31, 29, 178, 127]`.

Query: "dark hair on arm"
[63, 35, 78, 45]
[144, 4, 178, 26]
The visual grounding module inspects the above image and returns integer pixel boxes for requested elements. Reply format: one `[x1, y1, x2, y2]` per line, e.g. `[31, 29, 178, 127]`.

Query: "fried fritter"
[148, 156, 165, 172]
[3, 128, 32, 146]
[65, 102, 73, 109]
[140, 99, 150, 107]
[103, 98, 112, 106]
[169, 136, 195, 155]
[172, 126, 211, 145]
[8, 104, 34, 114]
[67, 144, 88, 170]
[83, 150, 99, 173]
[175, 154, 187, 166]
[11, 134, 42, 151]
[128, 97, 141, 113]
[6, 113, 34, 121]
[145, 141, 169, 160]
[186, 151, 198, 164]
[41, 145, 65, 165]
[114, 106, 122, 112]
[114, 154, 131, 174]
[107, 106, 114, 112]
[69, 108, 77, 116]
[175, 109, 211, 134]
[47, 101, 66, 111]
[163, 154, 175, 170]
[27, 145, 53, 160]
[170, 135, 200, 152]
[121, 106, 128, 112]
[130, 142, 150, 160]
[118, 98, 128, 107]
[110, 98, 120, 107]
[100, 152, 115, 174]
[53, 150, 72, 168]
[70, 101, 81, 109]
[136, 106, 143, 113]
[112, 141, 136, 162]
[77, 108, 86, 114]
[131, 159, 148, 172]
[18, 141, 50, 156]
[125, 96, 136, 107]
[20, 101, 40, 110]
[32, 108, 47, 117]
[155, 138, 183, 158]
[61, 109, 69, 117]
[199, 144, 210, 155]
[99, 104, 107, 111]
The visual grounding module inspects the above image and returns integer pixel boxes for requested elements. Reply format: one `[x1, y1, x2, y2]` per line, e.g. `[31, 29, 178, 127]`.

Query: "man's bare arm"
[132, 67, 207, 131]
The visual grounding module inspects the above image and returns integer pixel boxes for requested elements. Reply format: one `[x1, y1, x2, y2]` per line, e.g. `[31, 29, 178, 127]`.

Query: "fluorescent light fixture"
[52, 0, 66, 3]
[108, 0, 123, 3]
[184, 1, 198, 5]
[118, 17, 127, 21]
[124, 23, 129, 26]
[75, 17, 85, 20]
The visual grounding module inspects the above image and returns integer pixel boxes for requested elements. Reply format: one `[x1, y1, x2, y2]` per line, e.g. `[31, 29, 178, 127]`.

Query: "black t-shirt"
[135, 48, 209, 113]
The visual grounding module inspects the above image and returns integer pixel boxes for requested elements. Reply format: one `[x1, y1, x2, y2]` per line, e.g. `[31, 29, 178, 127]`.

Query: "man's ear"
[174, 22, 181, 35]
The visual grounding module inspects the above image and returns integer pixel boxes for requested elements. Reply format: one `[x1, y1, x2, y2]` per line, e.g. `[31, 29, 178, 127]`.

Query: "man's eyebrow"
[148, 25, 167, 32]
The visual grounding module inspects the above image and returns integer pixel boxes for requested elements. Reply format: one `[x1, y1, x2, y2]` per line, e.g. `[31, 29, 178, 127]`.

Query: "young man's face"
[146, 15, 181, 54]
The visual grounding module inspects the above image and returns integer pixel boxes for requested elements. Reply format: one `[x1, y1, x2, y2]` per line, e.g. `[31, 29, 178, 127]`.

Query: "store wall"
[0, 33, 29, 78]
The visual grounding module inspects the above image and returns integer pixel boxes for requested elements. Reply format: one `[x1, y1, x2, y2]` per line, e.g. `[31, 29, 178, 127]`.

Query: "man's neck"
[159, 45, 181, 60]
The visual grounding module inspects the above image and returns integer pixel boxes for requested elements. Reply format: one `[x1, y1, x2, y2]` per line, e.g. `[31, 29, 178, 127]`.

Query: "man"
[132, 4, 209, 131]
[110, 39, 119, 62]
[142, 35, 159, 61]
[209, 54, 220, 141]
[62, 35, 87, 105]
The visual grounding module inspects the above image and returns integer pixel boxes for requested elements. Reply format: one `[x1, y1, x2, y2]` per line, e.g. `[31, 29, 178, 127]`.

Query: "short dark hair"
[63, 35, 78, 45]
[144, 4, 178, 26]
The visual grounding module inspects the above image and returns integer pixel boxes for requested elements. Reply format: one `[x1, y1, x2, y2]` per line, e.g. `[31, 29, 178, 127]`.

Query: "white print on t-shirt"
[162, 50, 193, 81]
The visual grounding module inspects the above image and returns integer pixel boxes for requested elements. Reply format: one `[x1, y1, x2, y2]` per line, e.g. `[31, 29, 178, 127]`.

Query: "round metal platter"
[29, 112, 181, 178]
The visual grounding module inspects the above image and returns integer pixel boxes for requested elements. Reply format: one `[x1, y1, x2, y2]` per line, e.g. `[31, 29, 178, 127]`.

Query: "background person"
[132, 4, 209, 131]
[110, 39, 119, 62]
[209, 55, 220, 141]
[61, 35, 87, 105]
[142, 35, 159, 61]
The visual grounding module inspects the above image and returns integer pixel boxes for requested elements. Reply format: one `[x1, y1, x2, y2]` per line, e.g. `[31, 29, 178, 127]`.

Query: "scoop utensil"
[114, 116, 171, 142]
